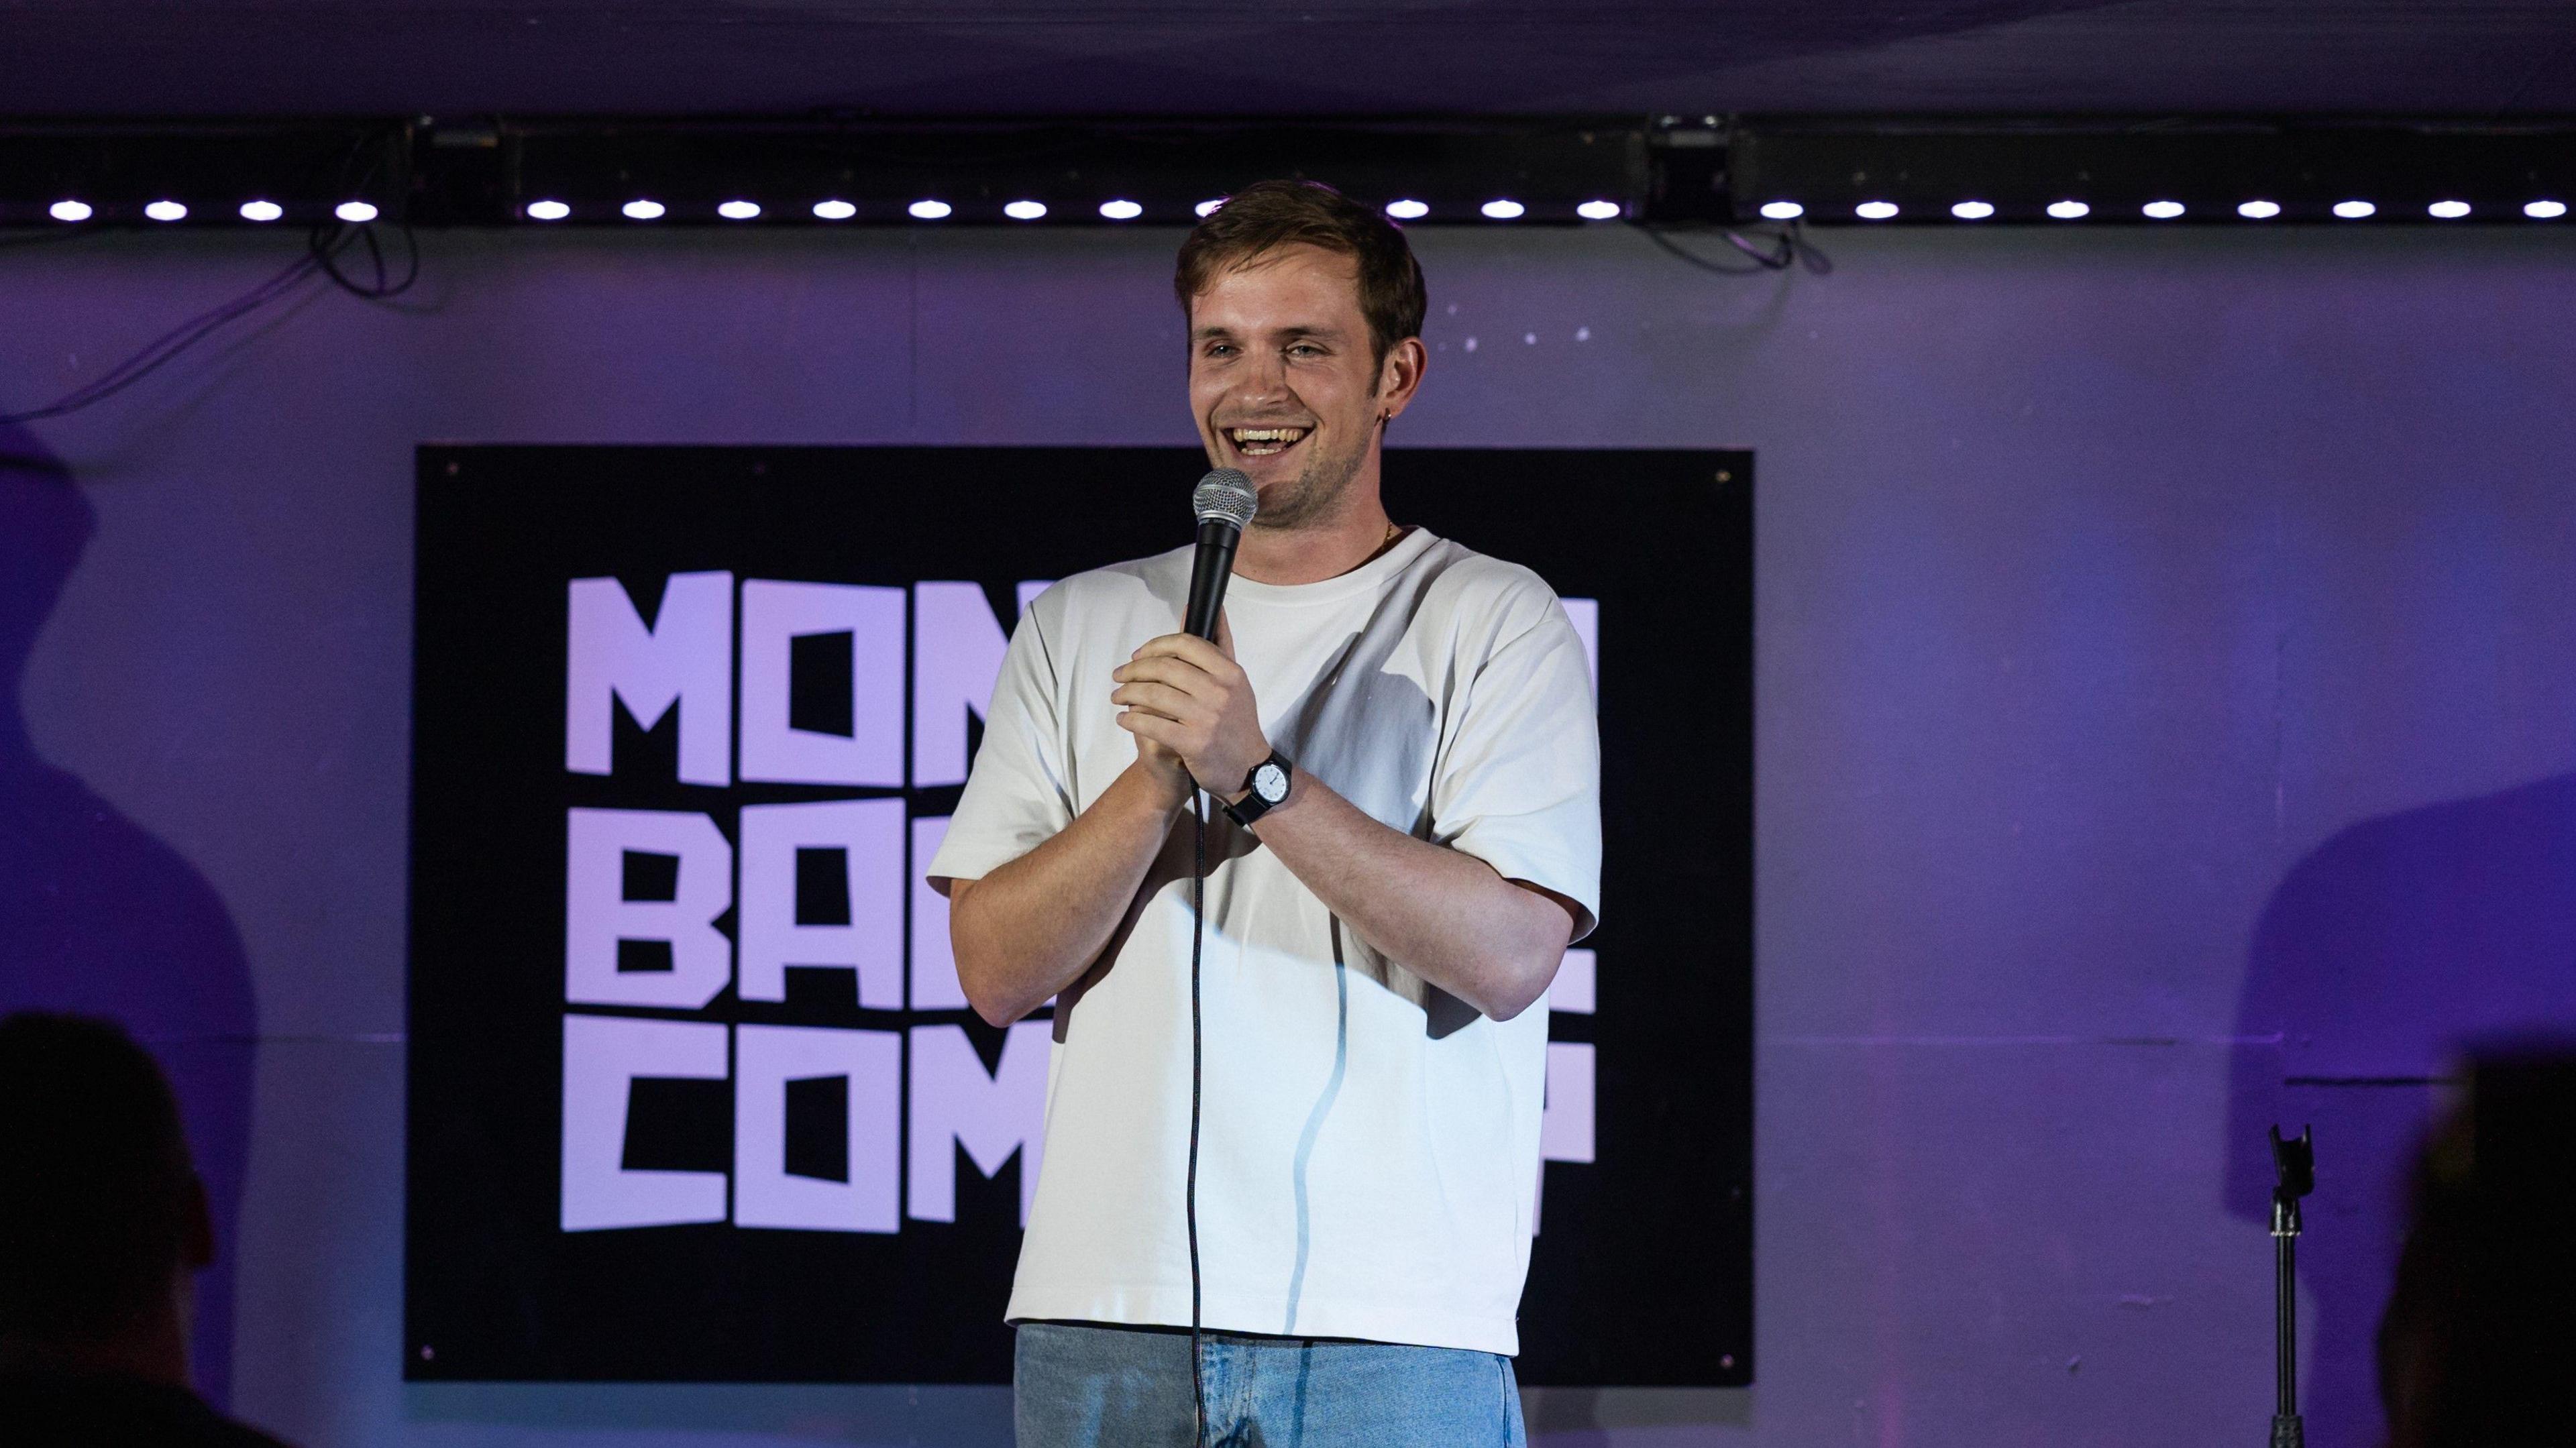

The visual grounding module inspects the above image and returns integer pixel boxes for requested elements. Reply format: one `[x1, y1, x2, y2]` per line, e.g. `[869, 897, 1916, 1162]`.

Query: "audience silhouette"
[2378, 1051, 2576, 1448]
[0, 1011, 292, 1445]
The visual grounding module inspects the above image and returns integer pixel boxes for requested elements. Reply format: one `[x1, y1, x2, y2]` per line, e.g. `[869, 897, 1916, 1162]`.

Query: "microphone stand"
[2268, 1125, 2314, 1448]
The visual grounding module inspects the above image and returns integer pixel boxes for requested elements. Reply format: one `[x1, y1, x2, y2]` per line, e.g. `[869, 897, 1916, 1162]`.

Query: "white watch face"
[1253, 762, 1288, 803]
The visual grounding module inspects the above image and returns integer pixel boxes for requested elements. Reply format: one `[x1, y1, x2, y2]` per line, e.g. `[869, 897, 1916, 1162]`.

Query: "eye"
[1287, 343, 1322, 357]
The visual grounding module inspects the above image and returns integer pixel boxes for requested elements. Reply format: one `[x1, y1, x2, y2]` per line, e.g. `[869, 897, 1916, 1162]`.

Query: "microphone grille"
[1193, 469, 1257, 530]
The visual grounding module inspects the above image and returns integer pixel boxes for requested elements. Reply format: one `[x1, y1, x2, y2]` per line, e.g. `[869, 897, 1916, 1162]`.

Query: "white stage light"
[2428, 200, 2471, 219]
[908, 199, 952, 220]
[1758, 201, 1804, 221]
[1099, 199, 1143, 221]
[1385, 199, 1429, 219]
[49, 199, 93, 223]
[1856, 201, 1898, 220]
[1004, 200, 1047, 220]
[1951, 201, 1994, 220]
[2237, 200, 2280, 219]
[240, 200, 284, 223]
[337, 200, 381, 223]
[527, 200, 571, 221]
[2143, 201, 2186, 219]
[145, 200, 187, 222]
[1195, 199, 1225, 217]
[1481, 199, 1525, 219]
[1577, 199, 1622, 221]
[2528, 200, 2569, 220]
[2332, 200, 2376, 219]
[718, 201, 761, 220]
[2046, 200, 2090, 220]
[812, 200, 857, 220]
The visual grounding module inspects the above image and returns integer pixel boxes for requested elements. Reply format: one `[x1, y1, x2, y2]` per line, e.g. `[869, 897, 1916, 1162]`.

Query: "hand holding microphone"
[1112, 470, 1274, 805]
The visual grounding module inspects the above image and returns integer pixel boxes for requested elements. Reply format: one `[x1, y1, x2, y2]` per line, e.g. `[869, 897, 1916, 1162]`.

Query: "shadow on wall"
[0, 425, 258, 1409]
[2227, 772, 2576, 1448]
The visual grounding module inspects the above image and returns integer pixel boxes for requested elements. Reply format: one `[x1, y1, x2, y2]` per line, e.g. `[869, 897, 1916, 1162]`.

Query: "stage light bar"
[475, 119, 1638, 229]
[1722, 121, 2576, 225]
[0, 123, 402, 229]
[7, 119, 2571, 230]
[0, 119, 1637, 229]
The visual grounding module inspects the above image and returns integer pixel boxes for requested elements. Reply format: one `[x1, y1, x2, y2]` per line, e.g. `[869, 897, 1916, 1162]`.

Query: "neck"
[1232, 456, 1395, 587]
[0, 1284, 193, 1389]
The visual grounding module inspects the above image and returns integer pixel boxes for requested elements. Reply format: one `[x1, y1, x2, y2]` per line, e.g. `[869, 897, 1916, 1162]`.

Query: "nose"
[1232, 351, 1290, 408]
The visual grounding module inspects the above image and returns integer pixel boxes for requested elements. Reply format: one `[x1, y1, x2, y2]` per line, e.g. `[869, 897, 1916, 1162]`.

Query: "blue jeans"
[1014, 1321, 1527, 1448]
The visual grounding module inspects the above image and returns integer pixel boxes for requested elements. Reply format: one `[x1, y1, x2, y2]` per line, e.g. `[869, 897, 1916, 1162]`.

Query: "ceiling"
[3, 1, 2574, 119]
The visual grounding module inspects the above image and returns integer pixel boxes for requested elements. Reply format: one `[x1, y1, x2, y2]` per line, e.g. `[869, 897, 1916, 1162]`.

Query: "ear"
[1375, 336, 1428, 423]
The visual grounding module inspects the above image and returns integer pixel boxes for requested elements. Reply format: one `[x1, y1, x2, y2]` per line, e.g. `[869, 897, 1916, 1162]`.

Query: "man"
[0, 1011, 293, 1446]
[929, 178, 1600, 1446]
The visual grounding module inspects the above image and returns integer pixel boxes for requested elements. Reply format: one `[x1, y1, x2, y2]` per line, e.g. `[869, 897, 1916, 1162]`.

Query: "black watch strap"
[1220, 748, 1295, 828]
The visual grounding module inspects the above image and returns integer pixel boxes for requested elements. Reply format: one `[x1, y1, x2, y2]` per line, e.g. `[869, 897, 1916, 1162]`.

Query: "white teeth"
[1228, 426, 1307, 452]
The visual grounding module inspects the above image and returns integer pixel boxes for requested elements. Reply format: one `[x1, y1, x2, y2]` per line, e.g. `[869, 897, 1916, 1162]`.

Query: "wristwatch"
[1221, 748, 1295, 829]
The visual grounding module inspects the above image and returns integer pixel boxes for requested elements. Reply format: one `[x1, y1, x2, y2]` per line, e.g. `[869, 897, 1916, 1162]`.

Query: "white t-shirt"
[926, 526, 1601, 1355]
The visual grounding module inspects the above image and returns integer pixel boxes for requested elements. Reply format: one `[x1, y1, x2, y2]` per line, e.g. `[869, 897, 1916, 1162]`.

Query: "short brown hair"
[1175, 180, 1428, 372]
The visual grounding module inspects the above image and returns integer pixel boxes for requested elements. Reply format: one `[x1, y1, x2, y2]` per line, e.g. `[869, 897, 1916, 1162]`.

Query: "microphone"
[1183, 469, 1256, 641]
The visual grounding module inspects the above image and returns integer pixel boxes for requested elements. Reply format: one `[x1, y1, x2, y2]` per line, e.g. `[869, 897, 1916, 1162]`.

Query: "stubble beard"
[1247, 420, 1373, 535]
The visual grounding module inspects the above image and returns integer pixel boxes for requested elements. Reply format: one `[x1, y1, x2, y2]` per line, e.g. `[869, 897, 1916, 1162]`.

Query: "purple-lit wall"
[5, 225, 2574, 1447]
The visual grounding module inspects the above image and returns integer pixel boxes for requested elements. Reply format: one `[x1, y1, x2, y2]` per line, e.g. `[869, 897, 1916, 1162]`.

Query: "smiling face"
[1187, 243, 1420, 533]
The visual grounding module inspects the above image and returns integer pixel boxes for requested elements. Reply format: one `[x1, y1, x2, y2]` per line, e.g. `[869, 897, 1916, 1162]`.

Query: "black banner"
[404, 445, 1752, 1385]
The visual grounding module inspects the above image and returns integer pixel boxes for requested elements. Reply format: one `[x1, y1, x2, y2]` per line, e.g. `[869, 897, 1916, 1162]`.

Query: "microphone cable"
[1175, 467, 1247, 1448]
[1187, 786, 1208, 1447]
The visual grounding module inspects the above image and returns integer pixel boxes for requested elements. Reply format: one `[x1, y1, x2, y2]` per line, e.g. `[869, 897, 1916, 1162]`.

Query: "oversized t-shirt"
[926, 526, 1601, 1355]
